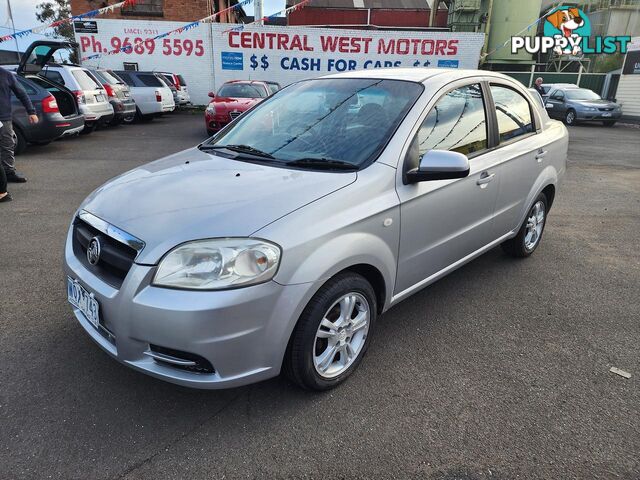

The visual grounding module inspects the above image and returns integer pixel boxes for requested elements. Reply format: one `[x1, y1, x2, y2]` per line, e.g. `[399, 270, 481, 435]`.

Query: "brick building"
[70, 0, 246, 23]
[286, 0, 449, 29]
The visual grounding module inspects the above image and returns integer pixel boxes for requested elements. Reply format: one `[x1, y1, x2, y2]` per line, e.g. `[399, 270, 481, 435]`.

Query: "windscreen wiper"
[200, 144, 275, 159]
[286, 158, 358, 171]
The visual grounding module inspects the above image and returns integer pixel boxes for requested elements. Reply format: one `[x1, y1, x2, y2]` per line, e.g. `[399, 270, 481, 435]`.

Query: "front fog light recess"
[153, 238, 280, 290]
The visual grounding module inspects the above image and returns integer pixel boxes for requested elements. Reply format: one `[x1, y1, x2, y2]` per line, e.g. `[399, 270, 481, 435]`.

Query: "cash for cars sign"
[214, 24, 484, 86]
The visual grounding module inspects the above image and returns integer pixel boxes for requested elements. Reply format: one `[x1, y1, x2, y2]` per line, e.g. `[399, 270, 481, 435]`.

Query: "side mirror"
[406, 150, 470, 184]
[208, 91, 215, 98]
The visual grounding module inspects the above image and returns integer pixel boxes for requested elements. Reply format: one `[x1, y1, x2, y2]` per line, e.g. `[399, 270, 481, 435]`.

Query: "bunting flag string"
[223, 0, 311, 33]
[0, 0, 138, 44]
[81, 0, 254, 61]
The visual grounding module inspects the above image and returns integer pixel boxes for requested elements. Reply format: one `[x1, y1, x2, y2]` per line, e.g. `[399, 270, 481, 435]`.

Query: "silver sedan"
[64, 69, 568, 390]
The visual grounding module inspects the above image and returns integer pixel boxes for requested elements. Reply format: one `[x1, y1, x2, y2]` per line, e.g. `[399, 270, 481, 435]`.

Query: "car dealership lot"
[1, 114, 638, 479]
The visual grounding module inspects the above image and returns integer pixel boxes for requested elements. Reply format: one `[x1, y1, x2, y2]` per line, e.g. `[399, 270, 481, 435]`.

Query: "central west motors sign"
[78, 19, 484, 104]
[213, 25, 484, 86]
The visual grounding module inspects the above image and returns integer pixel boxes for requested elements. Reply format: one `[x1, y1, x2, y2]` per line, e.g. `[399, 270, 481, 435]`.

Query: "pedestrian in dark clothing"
[0, 66, 38, 202]
[534, 77, 545, 96]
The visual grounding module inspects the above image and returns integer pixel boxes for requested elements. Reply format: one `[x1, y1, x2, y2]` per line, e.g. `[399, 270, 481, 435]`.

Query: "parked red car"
[205, 80, 280, 135]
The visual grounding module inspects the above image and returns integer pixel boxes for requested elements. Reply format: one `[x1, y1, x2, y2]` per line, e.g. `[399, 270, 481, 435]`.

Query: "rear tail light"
[42, 94, 60, 114]
[103, 83, 115, 98]
[74, 90, 86, 104]
[155, 90, 162, 102]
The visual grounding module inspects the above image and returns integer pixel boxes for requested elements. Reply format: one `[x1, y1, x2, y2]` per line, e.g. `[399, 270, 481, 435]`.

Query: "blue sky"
[1, 0, 286, 52]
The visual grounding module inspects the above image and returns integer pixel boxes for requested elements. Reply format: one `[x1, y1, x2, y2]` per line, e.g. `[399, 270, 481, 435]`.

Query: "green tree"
[35, 0, 78, 63]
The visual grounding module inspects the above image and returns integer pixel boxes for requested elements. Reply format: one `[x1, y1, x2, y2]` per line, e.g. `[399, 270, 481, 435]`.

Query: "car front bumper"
[63, 224, 316, 389]
[576, 110, 622, 121]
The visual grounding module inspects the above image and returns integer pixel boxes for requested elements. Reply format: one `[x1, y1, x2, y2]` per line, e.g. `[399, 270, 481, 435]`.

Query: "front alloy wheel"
[284, 272, 377, 390]
[313, 293, 370, 379]
[565, 110, 576, 125]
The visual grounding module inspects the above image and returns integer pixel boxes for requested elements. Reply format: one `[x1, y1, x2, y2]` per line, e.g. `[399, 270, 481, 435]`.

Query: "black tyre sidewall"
[512, 192, 549, 257]
[286, 273, 377, 391]
[565, 110, 576, 125]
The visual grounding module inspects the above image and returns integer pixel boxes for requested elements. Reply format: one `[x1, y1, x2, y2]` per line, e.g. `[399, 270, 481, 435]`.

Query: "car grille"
[229, 111, 242, 120]
[72, 216, 139, 288]
[599, 107, 614, 111]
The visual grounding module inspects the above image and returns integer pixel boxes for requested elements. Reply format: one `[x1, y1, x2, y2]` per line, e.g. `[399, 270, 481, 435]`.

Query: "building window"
[121, 0, 164, 17]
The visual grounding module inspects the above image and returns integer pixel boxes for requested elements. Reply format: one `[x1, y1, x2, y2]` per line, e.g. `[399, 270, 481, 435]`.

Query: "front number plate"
[67, 277, 100, 329]
[602, 112, 612, 117]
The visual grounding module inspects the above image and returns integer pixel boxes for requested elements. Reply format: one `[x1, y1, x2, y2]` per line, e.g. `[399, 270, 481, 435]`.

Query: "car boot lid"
[17, 40, 78, 75]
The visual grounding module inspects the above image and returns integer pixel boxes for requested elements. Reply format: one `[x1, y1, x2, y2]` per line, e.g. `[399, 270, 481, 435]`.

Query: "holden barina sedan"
[204, 80, 278, 135]
[65, 69, 567, 391]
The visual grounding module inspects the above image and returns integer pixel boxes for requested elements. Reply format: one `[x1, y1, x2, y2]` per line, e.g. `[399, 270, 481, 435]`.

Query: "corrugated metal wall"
[616, 75, 640, 117]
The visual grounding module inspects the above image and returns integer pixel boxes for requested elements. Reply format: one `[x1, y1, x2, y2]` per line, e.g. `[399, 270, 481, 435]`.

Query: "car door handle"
[476, 172, 495, 186]
[536, 150, 547, 162]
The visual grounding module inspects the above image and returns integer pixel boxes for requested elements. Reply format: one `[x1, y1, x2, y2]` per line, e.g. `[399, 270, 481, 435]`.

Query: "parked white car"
[160, 72, 191, 105]
[113, 70, 175, 121]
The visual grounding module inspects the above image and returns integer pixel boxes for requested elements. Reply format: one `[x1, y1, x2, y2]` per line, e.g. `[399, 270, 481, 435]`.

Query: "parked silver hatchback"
[65, 69, 568, 391]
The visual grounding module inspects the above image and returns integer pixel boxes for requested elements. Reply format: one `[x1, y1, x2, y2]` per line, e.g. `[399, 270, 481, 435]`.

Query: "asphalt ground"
[1, 113, 638, 480]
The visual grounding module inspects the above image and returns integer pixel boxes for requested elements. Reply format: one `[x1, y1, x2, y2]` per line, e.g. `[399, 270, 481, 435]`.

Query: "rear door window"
[72, 69, 101, 90]
[40, 69, 65, 85]
[490, 84, 535, 143]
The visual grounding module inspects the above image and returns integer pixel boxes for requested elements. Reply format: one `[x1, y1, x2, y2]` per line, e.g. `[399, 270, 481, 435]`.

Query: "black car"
[11, 43, 85, 155]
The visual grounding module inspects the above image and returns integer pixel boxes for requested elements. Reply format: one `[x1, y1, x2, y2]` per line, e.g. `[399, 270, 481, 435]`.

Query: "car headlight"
[153, 238, 281, 290]
[206, 104, 216, 114]
[585, 107, 597, 111]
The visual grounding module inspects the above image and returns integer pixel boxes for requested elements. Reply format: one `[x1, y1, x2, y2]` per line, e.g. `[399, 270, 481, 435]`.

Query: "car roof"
[323, 68, 519, 85]
[224, 80, 268, 85]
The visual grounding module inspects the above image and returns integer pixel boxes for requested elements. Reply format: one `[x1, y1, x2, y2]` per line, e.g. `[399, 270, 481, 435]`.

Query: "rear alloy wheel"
[284, 273, 376, 390]
[501, 192, 548, 258]
[564, 109, 577, 126]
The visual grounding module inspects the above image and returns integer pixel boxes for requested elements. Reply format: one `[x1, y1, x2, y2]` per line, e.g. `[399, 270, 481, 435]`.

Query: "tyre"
[564, 109, 577, 126]
[31, 140, 51, 146]
[284, 272, 377, 391]
[122, 115, 135, 124]
[80, 123, 96, 135]
[501, 192, 548, 258]
[602, 120, 616, 127]
[14, 128, 27, 155]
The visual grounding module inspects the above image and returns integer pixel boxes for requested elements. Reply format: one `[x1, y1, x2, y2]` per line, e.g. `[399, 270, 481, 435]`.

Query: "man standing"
[0, 66, 38, 192]
[534, 77, 545, 96]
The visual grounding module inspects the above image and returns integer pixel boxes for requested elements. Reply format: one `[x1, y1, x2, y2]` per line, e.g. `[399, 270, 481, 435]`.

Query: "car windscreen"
[267, 83, 279, 94]
[566, 89, 601, 101]
[217, 83, 267, 98]
[206, 78, 423, 169]
[72, 69, 102, 90]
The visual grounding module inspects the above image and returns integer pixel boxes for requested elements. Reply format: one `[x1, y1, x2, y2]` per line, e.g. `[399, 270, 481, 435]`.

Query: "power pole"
[429, 0, 438, 28]
[7, 0, 21, 62]
[254, 0, 264, 25]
